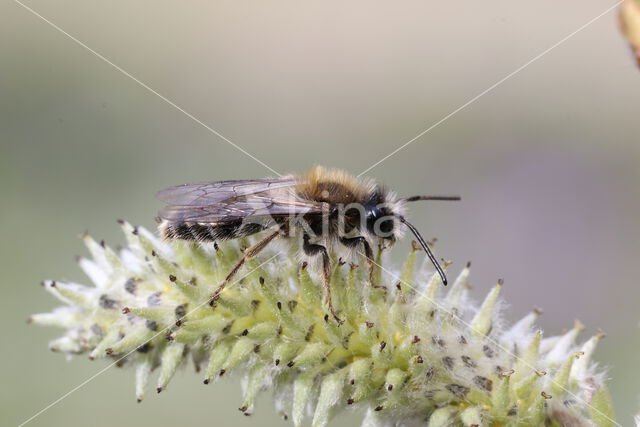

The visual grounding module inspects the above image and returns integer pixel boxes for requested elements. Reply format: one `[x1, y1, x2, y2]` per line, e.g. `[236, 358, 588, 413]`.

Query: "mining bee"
[157, 166, 459, 323]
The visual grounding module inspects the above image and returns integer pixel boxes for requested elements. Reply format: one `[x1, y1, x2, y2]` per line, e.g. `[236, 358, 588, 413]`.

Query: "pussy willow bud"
[31, 223, 616, 426]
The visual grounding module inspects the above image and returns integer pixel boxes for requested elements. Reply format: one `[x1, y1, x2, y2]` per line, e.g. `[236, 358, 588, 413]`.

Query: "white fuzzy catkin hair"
[31, 222, 616, 426]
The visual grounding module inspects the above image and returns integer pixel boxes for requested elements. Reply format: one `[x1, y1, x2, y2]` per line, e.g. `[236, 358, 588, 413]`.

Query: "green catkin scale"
[32, 223, 615, 426]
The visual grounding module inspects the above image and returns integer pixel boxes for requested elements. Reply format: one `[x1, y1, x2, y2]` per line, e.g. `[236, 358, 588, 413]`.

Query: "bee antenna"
[397, 216, 448, 285]
[401, 195, 461, 202]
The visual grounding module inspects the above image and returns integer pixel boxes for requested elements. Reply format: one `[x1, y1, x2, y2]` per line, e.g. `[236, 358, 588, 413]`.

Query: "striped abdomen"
[159, 219, 267, 242]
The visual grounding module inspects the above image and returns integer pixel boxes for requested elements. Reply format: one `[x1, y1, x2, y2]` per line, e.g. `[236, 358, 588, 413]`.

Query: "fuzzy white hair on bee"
[155, 165, 460, 323]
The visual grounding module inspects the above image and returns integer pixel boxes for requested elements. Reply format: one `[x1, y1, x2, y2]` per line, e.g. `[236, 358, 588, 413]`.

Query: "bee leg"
[339, 236, 378, 287]
[209, 229, 281, 306]
[303, 234, 343, 325]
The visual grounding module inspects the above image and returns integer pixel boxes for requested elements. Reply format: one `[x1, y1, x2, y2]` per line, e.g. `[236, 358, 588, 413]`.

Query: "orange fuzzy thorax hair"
[296, 165, 374, 204]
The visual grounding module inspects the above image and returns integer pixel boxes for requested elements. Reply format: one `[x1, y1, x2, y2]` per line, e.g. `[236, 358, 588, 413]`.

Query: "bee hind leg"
[303, 234, 343, 325]
[209, 229, 281, 306]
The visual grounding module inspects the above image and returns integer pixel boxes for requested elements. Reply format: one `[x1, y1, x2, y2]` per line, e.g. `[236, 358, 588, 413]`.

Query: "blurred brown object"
[620, 0, 640, 66]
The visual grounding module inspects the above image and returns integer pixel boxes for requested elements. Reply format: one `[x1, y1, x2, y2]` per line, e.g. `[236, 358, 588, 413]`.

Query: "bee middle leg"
[210, 229, 281, 306]
[302, 234, 342, 325]
[339, 236, 377, 285]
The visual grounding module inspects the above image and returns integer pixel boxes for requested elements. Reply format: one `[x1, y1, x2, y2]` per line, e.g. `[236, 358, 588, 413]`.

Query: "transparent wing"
[156, 178, 297, 207]
[156, 178, 326, 224]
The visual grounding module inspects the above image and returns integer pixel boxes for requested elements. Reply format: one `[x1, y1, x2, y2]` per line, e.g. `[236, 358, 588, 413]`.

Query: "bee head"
[365, 205, 395, 239]
[363, 188, 404, 242]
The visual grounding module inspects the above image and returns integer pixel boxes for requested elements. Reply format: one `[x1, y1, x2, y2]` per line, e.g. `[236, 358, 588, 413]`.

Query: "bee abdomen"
[160, 221, 212, 241]
[160, 220, 267, 242]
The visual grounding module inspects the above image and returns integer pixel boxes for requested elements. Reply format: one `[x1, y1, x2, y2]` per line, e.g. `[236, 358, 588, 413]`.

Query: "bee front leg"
[303, 234, 343, 325]
[339, 236, 377, 286]
[210, 229, 280, 307]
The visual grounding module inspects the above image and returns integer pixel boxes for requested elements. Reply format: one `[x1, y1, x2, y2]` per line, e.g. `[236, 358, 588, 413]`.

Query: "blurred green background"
[2, 0, 640, 425]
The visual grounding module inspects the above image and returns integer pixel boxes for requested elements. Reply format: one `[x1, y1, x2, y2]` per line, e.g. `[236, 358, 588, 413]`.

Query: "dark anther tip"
[156, 387, 162, 394]
[169, 275, 177, 282]
[203, 379, 209, 385]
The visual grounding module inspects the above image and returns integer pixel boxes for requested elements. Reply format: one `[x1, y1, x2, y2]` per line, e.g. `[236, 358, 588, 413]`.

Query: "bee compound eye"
[367, 206, 383, 219]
